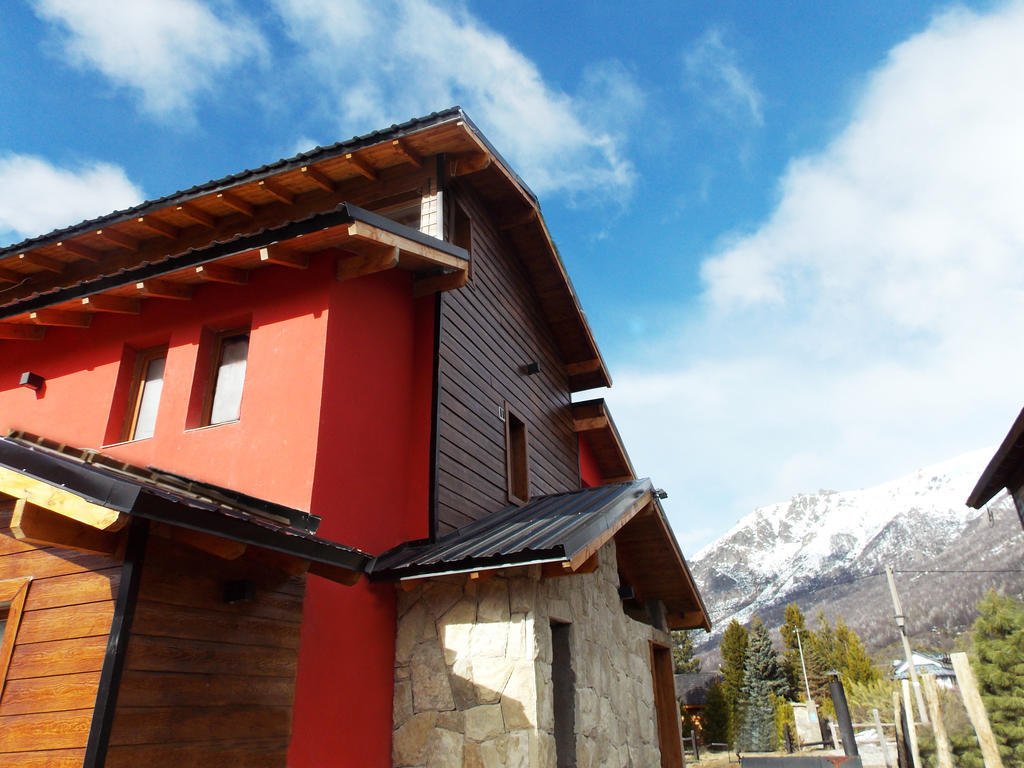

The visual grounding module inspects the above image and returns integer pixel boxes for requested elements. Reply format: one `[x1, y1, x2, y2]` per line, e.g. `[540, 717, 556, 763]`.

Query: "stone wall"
[392, 540, 675, 767]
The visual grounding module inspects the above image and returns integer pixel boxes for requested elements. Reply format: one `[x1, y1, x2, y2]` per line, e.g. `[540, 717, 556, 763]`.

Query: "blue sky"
[3, 0, 1022, 554]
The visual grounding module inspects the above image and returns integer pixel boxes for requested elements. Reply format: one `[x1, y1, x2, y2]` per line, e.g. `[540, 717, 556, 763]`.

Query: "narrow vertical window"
[206, 332, 249, 425]
[505, 406, 529, 504]
[125, 347, 167, 441]
[551, 621, 575, 768]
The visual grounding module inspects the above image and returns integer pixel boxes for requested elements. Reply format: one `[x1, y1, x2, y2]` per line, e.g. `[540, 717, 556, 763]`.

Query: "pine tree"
[703, 679, 731, 746]
[737, 617, 788, 752]
[720, 619, 749, 746]
[672, 629, 702, 674]
[835, 616, 879, 684]
[971, 590, 1024, 765]
[780, 603, 806, 699]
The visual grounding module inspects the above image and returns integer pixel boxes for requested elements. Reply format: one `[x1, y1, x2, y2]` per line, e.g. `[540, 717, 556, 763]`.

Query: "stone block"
[500, 662, 537, 730]
[469, 617, 509, 658]
[423, 579, 464, 619]
[394, 678, 413, 728]
[436, 709, 465, 732]
[478, 578, 510, 623]
[392, 711, 437, 766]
[473, 656, 515, 703]
[396, 601, 427, 665]
[450, 656, 478, 710]
[428, 726, 465, 768]
[508, 577, 536, 613]
[507, 612, 529, 658]
[411, 641, 455, 712]
[547, 598, 571, 623]
[506, 729, 532, 768]
[439, 597, 477, 665]
[464, 703, 505, 742]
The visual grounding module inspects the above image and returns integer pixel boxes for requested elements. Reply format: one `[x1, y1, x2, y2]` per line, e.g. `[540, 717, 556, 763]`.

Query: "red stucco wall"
[579, 432, 602, 488]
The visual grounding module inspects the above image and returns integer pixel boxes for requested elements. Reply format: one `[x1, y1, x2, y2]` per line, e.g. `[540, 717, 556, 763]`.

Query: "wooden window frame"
[201, 328, 250, 427]
[505, 403, 530, 505]
[122, 345, 168, 442]
[0, 577, 31, 699]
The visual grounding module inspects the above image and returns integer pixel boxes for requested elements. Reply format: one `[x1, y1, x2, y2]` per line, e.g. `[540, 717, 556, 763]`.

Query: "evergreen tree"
[720, 619, 749, 746]
[780, 603, 806, 699]
[672, 629, 702, 674]
[835, 616, 879, 684]
[971, 590, 1024, 765]
[737, 618, 789, 752]
[703, 679, 731, 746]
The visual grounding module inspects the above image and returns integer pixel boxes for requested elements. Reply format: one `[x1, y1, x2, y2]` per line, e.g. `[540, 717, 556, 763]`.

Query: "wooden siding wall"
[104, 536, 304, 768]
[435, 185, 579, 535]
[0, 506, 121, 767]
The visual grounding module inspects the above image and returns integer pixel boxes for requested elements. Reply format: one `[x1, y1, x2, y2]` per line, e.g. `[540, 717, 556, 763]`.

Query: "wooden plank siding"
[0, 506, 120, 766]
[434, 185, 579, 535]
[105, 535, 304, 767]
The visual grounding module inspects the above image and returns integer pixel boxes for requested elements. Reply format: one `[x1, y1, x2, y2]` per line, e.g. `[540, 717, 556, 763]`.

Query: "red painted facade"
[0, 258, 435, 765]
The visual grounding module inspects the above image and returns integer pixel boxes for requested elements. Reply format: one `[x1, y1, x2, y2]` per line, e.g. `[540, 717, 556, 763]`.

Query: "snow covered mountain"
[691, 448, 1024, 652]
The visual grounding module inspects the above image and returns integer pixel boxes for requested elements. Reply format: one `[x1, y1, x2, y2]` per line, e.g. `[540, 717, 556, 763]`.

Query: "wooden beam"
[29, 309, 92, 327]
[57, 240, 102, 262]
[449, 152, 491, 177]
[308, 561, 363, 586]
[498, 208, 538, 231]
[301, 166, 337, 192]
[218, 192, 254, 216]
[567, 359, 602, 376]
[135, 279, 193, 300]
[258, 179, 294, 205]
[18, 252, 63, 273]
[345, 152, 378, 180]
[0, 266, 22, 283]
[392, 139, 422, 168]
[94, 228, 138, 250]
[572, 415, 608, 432]
[258, 245, 308, 269]
[0, 467, 128, 531]
[176, 203, 218, 228]
[413, 269, 469, 297]
[81, 295, 141, 314]
[135, 216, 180, 239]
[0, 323, 44, 340]
[568, 495, 652, 572]
[0, 575, 30, 700]
[195, 263, 248, 285]
[346, 221, 466, 271]
[152, 523, 246, 561]
[11, 498, 122, 556]
[336, 247, 398, 281]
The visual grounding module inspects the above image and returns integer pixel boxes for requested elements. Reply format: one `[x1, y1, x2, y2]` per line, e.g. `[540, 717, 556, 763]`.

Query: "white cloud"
[0, 154, 143, 244]
[30, 0, 266, 118]
[684, 27, 764, 126]
[609, 2, 1024, 554]
[272, 0, 635, 198]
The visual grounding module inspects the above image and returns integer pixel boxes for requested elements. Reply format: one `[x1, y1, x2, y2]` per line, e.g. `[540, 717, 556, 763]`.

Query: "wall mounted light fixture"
[19, 372, 44, 391]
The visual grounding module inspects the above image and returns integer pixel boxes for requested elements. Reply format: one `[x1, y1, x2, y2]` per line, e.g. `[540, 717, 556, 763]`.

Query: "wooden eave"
[572, 398, 636, 483]
[967, 404, 1024, 508]
[0, 204, 468, 329]
[0, 109, 610, 391]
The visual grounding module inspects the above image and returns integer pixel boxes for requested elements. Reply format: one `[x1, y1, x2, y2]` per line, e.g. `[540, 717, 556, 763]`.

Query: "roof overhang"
[572, 398, 636, 483]
[370, 479, 709, 631]
[0, 108, 609, 390]
[967, 405, 1024, 508]
[0, 433, 370, 584]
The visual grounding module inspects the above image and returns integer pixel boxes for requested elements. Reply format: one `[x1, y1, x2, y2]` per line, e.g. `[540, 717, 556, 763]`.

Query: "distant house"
[967, 405, 1024, 530]
[0, 109, 710, 767]
[891, 651, 956, 689]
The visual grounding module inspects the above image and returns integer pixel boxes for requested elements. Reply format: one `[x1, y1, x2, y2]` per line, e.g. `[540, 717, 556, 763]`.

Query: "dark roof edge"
[0, 202, 467, 321]
[0, 108, 473, 257]
[967, 404, 1024, 508]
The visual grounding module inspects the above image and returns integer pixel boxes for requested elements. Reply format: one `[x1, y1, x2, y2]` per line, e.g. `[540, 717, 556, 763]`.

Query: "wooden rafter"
[18, 253, 62, 273]
[176, 203, 217, 228]
[498, 208, 538, 231]
[95, 228, 138, 250]
[259, 245, 307, 269]
[392, 139, 422, 168]
[0, 324, 44, 340]
[81, 295, 141, 314]
[448, 152, 491, 177]
[413, 269, 469, 297]
[135, 279, 193, 300]
[567, 359, 602, 377]
[345, 221, 466, 271]
[29, 309, 92, 327]
[0, 467, 127, 531]
[300, 166, 336, 192]
[0, 574, 31, 698]
[258, 179, 294, 205]
[195, 264, 248, 285]
[572, 415, 608, 432]
[11, 498, 121, 556]
[345, 152, 378, 180]
[57, 240, 101, 262]
[336, 246, 398, 282]
[218, 192, 254, 216]
[135, 216, 180, 239]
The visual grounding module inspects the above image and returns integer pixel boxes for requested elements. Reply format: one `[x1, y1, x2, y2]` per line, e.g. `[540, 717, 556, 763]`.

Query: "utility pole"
[885, 565, 929, 724]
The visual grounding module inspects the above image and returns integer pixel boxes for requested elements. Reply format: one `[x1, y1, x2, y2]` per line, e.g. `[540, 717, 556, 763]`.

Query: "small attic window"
[505, 405, 530, 505]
